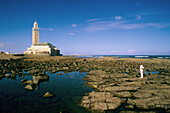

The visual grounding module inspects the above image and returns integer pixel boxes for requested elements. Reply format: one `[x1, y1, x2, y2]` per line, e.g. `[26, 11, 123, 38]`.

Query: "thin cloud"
[115, 15, 122, 20]
[0, 42, 21, 53]
[139, 11, 160, 16]
[86, 18, 103, 23]
[71, 24, 77, 27]
[128, 49, 137, 52]
[85, 19, 170, 32]
[68, 33, 75, 36]
[0, 42, 15, 48]
[39, 28, 54, 31]
[111, 50, 118, 53]
[135, 10, 161, 18]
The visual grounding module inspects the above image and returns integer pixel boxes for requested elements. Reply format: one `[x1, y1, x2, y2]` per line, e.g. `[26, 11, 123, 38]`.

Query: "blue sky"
[0, 0, 170, 55]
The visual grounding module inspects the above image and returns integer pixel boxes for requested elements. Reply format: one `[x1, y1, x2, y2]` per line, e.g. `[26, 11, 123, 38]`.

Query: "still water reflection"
[0, 71, 93, 113]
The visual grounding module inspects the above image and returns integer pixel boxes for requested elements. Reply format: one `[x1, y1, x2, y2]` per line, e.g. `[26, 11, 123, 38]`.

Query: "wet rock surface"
[80, 91, 124, 111]
[43, 92, 53, 98]
[81, 69, 170, 112]
[0, 55, 170, 112]
[25, 84, 33, 91]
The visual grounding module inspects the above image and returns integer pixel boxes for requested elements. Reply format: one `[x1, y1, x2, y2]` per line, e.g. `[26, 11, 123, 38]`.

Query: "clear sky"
[0, 0, 170, 55]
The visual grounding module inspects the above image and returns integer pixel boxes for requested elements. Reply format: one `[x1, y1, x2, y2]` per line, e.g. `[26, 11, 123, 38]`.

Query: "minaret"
[32, 20, 39, 45]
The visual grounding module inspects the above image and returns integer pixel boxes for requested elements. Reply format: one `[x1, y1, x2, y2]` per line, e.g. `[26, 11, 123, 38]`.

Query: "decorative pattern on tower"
[32, 20, 39, 45]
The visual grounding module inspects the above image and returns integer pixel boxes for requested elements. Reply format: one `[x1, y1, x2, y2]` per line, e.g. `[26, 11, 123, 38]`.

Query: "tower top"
[33, 20, 38, 28]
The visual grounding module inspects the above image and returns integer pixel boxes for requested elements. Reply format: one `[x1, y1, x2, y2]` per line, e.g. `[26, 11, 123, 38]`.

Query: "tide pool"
[0, 71, 93, 113]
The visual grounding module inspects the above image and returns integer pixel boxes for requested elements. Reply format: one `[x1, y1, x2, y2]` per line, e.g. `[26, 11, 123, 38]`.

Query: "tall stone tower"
[32, 20, 39, 45]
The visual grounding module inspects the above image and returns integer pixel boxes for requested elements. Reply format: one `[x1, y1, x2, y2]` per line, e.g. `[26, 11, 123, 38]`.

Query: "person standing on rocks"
[140, 63, 144, 79]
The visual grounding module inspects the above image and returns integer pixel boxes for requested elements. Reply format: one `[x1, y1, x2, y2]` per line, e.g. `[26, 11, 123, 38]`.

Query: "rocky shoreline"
[0, 54, 170, 112]
[81, 70, 170, 112]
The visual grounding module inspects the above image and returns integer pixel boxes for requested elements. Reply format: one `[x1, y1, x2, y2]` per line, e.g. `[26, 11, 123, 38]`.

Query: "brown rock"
[4, 74, 11, 78]
[58, 73, 62, 75]
[114, 91, 132, 98]
[22, 80, 33, 85]
[25, 84, 33, 91]
[87, 70, 107, 75]
[43, 92, 53, 98]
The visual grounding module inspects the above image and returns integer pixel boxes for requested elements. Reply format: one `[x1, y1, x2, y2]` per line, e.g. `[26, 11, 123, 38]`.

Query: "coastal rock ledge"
[81, 91, 124, 111]
[81, 70, 170, 112]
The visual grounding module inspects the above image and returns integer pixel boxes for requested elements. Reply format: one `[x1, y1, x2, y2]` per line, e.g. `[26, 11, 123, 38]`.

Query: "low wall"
[24, 54, 50, 57]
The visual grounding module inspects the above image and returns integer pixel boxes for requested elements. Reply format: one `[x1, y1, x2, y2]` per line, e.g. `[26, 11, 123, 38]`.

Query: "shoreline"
[0, 54, 170, 112]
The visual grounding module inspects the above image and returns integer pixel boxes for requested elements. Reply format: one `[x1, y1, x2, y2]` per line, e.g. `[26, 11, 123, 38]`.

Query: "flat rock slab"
[113, 91, 132, 98]
[81, 91, 123, 111]
[82, 68, 170, 112]
[127, 97, 170, 110]
[87, 70, 107, 75]
[104, 86, 139, 92]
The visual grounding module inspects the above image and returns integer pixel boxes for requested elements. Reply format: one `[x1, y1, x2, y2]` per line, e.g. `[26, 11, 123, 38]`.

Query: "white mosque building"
[24, 21, 62, 56]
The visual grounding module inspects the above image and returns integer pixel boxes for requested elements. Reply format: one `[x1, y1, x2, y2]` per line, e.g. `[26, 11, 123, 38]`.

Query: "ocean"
[66, 55, 170, 59]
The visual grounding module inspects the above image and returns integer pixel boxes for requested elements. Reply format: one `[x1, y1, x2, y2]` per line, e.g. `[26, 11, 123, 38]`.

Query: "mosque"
[24, 21, 62, 56]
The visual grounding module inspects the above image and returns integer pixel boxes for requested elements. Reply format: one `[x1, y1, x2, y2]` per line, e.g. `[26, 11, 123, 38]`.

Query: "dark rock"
[11, 74, 16, 79]
[0, 75, 4, 79]
[21, 79, 27, 83]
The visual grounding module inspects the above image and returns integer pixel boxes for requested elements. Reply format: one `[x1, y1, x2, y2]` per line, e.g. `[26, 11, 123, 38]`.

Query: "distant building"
[24, 21, 62, 56]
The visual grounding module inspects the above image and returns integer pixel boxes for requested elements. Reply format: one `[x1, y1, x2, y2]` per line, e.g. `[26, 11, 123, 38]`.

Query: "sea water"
[66, 55, 170, 59]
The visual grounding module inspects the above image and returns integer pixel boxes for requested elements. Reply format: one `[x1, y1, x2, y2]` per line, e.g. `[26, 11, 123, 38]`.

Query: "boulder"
[61, 67, 69, 71]
[25, 84, 33, 91]
[37, 74, 49, 81]
[43, 92, 53, 98]
[33, 76, 40, 84]
[32, 74, 49, 84]
[4, 74, 11, 78]
[58, 73, 62, 75]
